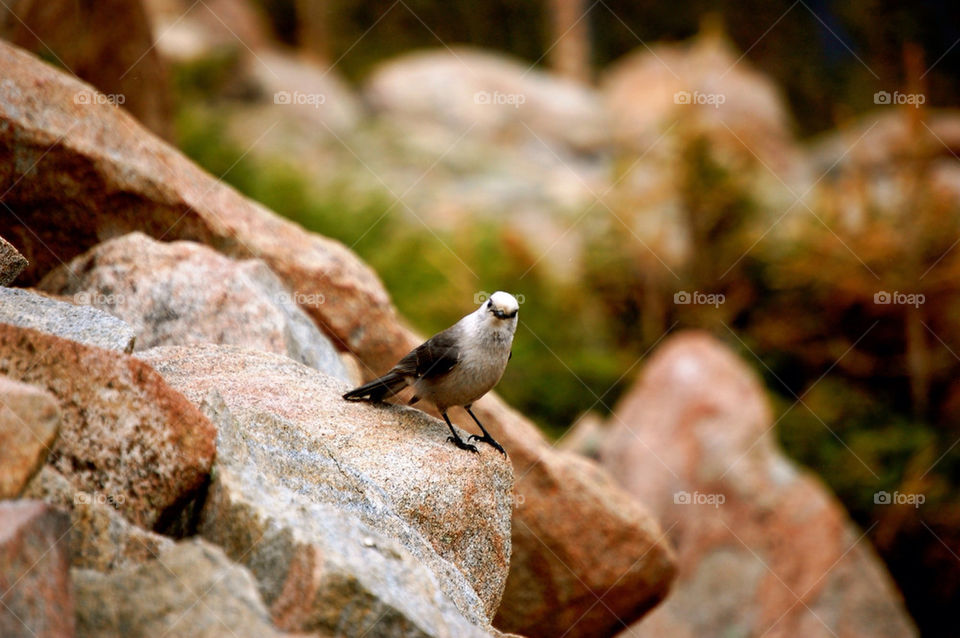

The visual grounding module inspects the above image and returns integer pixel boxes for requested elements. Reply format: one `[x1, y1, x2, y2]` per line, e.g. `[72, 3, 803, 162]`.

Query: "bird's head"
[484, 291, 519, 320]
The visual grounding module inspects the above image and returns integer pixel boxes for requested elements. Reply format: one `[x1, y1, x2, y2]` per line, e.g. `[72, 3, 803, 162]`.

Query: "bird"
[343, 291, 519, 455]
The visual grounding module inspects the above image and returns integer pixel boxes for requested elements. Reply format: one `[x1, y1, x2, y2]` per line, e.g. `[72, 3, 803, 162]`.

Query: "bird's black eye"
[487, 300, 492, 309]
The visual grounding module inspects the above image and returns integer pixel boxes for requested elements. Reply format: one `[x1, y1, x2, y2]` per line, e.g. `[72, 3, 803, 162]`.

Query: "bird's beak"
[492, 308, 517, 319]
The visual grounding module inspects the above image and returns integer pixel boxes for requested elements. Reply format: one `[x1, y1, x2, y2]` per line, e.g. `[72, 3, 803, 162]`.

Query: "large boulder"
[0, 286, 136, 353]
[0, 376, 59, 498]
[0, 0, 172, 138]
[0, 40, 676, 637]
[0, 323, 216, 529]
[74, 538, 287, 638]
[365, 47, 608, 153]
[24, 466, 174, 573]
[39, 232, 350, 381]
[0, 500, 74, 638]
[599, 332, 919, 638]
[138, 344, 511, 635]
[0, 234, 27, 285]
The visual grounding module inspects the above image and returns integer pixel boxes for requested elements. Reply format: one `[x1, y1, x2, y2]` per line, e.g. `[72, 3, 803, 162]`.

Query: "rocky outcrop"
[0, 39, 677, 637]
[73, 538, 286, 638]
[0, 234, 27, 285]
[39, 232, 350, 382]
[138, 344, 511, 634]
[599, 332, 918, 638]
[0, 38, 397, 369]
[0, 376, 59, 498]
[24, 467, 174, 573]
[0, 287, 136, 353]
[0, 323, 216, 529]
[0, 501, 74, 638]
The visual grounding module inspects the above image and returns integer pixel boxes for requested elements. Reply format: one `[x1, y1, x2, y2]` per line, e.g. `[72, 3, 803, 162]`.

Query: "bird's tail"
[342, 371, 408, 402]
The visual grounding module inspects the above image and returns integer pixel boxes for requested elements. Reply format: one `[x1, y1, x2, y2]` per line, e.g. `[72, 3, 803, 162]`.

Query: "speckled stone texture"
[0, 375, 59, 498]
[599, 332, 918, 638]
[39, 232, 350, 382]
[138, 344, 512, 635]
[0, 286, 136, 353]
[24, 466, 174, 573]
[0, 323, 216, 528]
[73, 539, 287, 638]
[0, 234, 27, 285]
[0, 500, 74, 638]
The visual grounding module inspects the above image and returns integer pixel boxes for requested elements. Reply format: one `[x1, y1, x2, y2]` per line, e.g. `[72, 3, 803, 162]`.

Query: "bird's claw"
[447, 435, 479, 454]
[468, 434, 507, 456]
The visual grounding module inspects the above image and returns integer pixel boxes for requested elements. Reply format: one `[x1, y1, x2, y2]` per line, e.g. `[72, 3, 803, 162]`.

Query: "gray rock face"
[0, 375, 59, 498]
[0, 500, 74, 638]
[73, 538, 286, 638]
[137, 344, 512, 635]
[0, 286, 136, 353]
[39, 232, 350, 382]
[24, 466, 174, 572]
[0, 234, 27, 285]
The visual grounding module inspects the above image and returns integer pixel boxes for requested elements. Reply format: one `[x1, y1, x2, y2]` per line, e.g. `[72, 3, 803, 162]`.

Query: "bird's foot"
[447, 435, 479, 454]
[468, 434, 507, 456]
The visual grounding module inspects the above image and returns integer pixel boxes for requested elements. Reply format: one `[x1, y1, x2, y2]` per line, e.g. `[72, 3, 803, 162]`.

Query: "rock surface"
[39, 232, 350, 382]
[139, 344, 511, 634]
[73, 538, 286, 638]
[0, 234, 27, 285]
[0, 376, 59, 498]
[0, 0, 172, 139]
[0, 40, 677, 636]
[598, 332, 919, 638]
[0, 38, 398, 371]
[0, 286, 136, 353]
[0, 323, 216, 529]
[24, 466, 174, 573]
[0, 500, 74, 638]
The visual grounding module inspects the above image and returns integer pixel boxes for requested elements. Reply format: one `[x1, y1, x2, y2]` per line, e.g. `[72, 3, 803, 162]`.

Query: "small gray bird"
[343, 291, 519, 455]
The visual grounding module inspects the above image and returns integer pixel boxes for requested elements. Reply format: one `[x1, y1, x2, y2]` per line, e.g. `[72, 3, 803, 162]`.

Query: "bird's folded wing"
[396, 329, 461, 379]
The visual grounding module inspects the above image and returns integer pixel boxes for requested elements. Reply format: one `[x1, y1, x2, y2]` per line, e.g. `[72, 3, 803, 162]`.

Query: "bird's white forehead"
[489, 291, 519, 312]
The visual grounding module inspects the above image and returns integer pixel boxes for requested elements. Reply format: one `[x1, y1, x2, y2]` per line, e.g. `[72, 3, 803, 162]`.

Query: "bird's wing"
[395, 328, 461, 379]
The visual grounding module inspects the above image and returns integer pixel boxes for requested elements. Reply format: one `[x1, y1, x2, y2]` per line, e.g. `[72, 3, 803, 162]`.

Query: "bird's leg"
[442, 411, 479, 454]
[464, 406, 507, 456]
